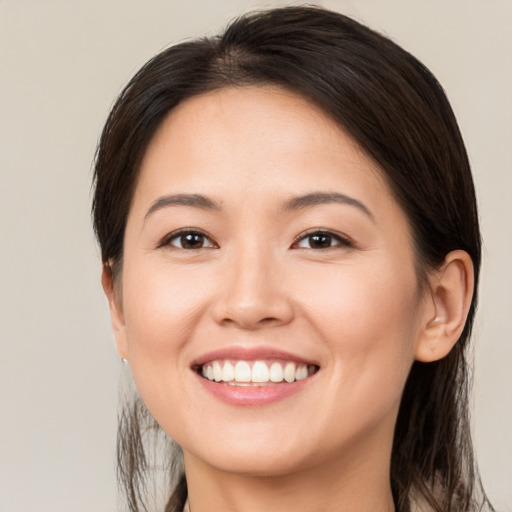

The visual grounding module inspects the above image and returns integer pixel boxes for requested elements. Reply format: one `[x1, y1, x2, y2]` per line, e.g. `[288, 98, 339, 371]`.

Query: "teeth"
[269, 362, 284, 382]
[295, 365, 308, 381]
[252, 361, 270, 383]
[234, 361, 251, 382]
[200, 360, 316, 385]
[222, 361, 234, 382]
[284, 362, 296, 383]
[213, 361, 223, 382]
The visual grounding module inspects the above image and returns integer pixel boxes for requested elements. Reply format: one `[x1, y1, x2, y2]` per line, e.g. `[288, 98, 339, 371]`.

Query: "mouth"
[191, 347, 320, 405]
[195, 359, 319, 386]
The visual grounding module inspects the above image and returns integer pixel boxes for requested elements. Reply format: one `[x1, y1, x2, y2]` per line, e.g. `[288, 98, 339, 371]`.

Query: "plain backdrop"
[0, 1, 510, 511]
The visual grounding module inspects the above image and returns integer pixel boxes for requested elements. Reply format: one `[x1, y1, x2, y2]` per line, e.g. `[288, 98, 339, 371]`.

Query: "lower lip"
[195, 372, 316, 406]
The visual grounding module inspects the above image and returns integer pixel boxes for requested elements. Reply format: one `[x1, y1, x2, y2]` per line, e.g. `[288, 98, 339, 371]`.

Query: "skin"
[103, 86, 474, 512]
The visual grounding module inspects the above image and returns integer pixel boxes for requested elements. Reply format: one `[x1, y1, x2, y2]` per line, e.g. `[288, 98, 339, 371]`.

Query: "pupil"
[310, 234, 331, 248]
[182, 233, 203, 248]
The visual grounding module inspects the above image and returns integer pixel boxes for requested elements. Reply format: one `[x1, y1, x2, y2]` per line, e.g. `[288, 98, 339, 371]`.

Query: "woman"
[92, 6, 494, 512]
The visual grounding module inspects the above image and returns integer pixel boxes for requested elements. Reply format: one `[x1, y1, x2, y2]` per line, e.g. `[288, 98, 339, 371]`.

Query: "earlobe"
[101, 262, 129, 361]
[415, 250, 474, 363]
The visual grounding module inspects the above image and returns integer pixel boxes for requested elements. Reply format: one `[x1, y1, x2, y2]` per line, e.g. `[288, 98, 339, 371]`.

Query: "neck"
[183, 432, 396, 512]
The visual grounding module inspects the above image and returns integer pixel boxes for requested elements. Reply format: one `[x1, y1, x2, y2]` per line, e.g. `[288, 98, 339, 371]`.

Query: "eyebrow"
[282, 192, 374, 220]
[145, 193, 221, 219]
[144, 191, 374, 221]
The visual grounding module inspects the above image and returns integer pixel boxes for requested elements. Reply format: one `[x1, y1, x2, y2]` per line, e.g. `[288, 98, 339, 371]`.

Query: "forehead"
[136, 86, 390, 204]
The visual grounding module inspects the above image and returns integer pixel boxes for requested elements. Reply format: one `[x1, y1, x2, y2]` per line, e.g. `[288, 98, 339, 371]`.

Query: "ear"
[101, 262, 129, 361]
[415, 250, 474, 363]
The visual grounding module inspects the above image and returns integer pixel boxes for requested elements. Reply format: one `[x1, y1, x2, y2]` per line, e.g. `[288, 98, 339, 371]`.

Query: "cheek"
[119, 261, 214, 408]
[299, 258, 420, 337]
[123, 261, 209, 352]
[298, 261, 421, 399]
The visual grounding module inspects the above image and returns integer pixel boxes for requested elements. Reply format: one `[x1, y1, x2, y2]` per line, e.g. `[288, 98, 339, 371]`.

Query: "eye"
[160, 229, 217, 250]
[292, 230, 353, 250]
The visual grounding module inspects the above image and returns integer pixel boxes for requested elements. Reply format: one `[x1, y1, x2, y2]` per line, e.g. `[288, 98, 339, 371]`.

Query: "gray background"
[1, 1, 510, 511]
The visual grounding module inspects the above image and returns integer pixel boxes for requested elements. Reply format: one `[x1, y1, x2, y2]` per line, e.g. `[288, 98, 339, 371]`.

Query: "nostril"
[219, 315, 280, 330]
[260, 317, 280, 324]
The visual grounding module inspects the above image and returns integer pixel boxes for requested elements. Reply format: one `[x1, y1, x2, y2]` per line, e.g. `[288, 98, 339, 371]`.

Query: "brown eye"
[307, 233, 334, 248]
[164, 230, 216, 249]
[294, 230, 352, 250]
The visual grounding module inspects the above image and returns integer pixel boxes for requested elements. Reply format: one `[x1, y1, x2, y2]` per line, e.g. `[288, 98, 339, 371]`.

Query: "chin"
[191, 444, 312, 477]
[178, 421, 332, 479]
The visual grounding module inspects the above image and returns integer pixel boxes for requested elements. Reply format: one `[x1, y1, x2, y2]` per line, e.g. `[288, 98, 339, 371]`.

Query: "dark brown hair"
[93, 6, 493, 512]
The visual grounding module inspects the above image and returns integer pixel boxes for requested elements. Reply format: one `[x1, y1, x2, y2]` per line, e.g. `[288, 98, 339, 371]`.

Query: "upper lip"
[191, 346, 320, 368]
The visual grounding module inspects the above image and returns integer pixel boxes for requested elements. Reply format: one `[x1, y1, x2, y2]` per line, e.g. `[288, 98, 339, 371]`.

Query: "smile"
[200, 360, 318, 385]
[192, 347, 320, 405]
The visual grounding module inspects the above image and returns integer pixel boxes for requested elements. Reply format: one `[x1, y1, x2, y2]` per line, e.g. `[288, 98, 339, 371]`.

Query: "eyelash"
[158, 229, 217, 250]
[158, 228, 354, 251]
[291, 229, 354, 250]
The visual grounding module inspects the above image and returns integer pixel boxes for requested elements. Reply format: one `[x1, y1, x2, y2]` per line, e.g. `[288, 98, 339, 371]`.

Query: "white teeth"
[252, 361, 270, 383]
[200, 360, 316, 385]
[222, 361, 234, 382]
[284, 362, 296, 383]
[234, 361, 252, 382]
[269, 362, 284, 382]
[295, 365, 308, 381]
[213, 361, 223, 382]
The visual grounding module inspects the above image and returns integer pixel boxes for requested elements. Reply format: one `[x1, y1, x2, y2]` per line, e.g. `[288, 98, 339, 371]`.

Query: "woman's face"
[109, 86, 433, 476]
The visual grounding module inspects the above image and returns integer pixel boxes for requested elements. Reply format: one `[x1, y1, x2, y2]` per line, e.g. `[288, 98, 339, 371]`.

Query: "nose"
[211, 245, 294, 330]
